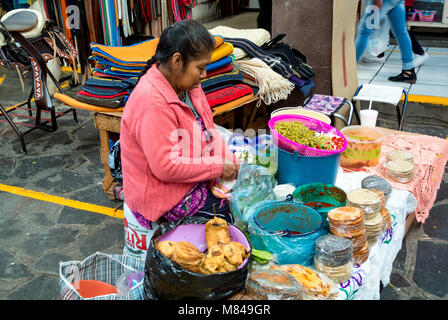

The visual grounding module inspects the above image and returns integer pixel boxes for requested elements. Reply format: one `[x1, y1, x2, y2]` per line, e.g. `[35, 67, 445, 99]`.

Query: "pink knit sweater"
[120, 64, 235, 221]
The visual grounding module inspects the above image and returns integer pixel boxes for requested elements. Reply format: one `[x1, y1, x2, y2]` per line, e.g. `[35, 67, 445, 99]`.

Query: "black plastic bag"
[143, 216, 250, 300]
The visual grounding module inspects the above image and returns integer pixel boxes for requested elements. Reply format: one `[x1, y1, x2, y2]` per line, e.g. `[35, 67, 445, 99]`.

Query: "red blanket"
[78, 90, 128, 99]
[205, 84, 253, 108]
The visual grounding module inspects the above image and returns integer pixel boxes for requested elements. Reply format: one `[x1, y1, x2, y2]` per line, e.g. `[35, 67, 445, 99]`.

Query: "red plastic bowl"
[72, 280, 118, 298]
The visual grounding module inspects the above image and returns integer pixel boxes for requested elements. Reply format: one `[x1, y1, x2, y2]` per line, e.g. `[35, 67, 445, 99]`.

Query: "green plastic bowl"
[292, 183, 347, 231]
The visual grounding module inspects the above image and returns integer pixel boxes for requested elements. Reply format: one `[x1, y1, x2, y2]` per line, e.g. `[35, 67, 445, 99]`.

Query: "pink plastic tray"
[407, 12, 417, 21]
[159, 224, 251, 269]
[268, 114, 347, 157]
[419, 12, 435, 22]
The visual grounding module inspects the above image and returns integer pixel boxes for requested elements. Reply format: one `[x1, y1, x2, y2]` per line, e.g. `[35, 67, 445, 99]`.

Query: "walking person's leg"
[405, 5, 428, 66]
[386, 0, 416, 83]
[409, 30, 425, 55]
[355, 0, 377, 62]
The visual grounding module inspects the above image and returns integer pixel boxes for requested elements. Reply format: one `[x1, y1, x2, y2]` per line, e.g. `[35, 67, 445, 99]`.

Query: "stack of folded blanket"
[207, 26, 295, 107]
[75, 38, 160, 108]
[203, 35, 255, 117]
[75, 35, 236, 110]
[207, 26, 315, 103]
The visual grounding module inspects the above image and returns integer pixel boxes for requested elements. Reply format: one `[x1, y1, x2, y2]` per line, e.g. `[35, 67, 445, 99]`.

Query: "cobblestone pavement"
[0, 69, 447, 300]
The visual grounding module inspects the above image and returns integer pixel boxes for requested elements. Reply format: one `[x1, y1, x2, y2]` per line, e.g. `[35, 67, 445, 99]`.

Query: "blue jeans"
[356, 0, 414, 70]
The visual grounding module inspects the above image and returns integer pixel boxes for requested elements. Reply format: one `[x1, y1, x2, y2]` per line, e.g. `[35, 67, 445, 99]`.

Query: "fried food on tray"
[155, 240, 176, 258]
[157, 217, 250, 275]
[205, 216, 231, 250]
[199, 244, 226, 274]
[219, 257, 238, 273]
[199, 242, 250, 274]
[223, 241, 250, 266]
[171, 241, 205, 273]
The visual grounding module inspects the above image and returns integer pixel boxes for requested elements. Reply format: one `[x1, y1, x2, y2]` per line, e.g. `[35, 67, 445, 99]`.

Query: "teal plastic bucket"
[292, 183, 347, 231]
[276, 146, 341, 187]
[249, 200, 325, 266]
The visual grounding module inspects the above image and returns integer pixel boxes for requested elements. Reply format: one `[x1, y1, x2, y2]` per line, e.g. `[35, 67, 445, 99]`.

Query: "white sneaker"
[413, 52, 428, 68]
[362, 54, 386, 64]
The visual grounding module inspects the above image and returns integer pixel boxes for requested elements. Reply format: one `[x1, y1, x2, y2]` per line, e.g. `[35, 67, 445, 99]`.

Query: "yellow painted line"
[1, 81, 68, 114]
[0, 183, 123, 219]
[401, 94, 448, 106]
[0, 98, 36, 115]
[0, 74, 6, 86]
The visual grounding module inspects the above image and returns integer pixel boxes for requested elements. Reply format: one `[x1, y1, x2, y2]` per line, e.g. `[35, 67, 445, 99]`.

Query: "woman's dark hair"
[137, 20, 215, 82]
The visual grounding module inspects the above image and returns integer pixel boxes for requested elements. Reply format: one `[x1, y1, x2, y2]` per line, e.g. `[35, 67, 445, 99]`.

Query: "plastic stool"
[302, 94, 354, 126]
[352, 84, 408, 131]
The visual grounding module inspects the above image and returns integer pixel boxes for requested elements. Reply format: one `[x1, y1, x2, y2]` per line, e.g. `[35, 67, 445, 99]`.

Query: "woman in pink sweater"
[120, 20, 240, 258]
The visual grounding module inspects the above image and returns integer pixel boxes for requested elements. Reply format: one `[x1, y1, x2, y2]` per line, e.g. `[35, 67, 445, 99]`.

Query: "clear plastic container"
[340, 125, 384, 168]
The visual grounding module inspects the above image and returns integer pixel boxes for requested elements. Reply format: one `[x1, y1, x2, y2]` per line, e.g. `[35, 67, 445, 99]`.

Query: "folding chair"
[302, 94, 354, 126]
[352, 84, 408, 131]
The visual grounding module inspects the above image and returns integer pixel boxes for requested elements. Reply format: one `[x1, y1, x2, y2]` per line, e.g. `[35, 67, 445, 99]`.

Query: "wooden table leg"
[404, 211, 416, 237]
[98, 128, 116, 199]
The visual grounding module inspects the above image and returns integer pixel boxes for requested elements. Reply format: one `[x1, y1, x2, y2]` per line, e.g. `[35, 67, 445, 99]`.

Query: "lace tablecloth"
[345, 130, 448, 223]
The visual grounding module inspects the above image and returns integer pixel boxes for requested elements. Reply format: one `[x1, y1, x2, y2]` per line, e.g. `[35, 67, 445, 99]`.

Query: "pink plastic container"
[268, 114, 347, 157]
[419, 11, 435, 22]
[407, 12, 417, 21]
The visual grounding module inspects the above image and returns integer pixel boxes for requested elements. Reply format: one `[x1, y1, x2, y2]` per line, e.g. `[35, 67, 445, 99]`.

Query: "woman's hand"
[221, 160, 240, 181]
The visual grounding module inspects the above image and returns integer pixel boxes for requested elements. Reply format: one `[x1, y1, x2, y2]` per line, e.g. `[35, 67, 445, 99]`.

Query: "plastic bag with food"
[245, 269, 305, 300]
[229, 162, 277, 232]
[270, 264, 342, 300]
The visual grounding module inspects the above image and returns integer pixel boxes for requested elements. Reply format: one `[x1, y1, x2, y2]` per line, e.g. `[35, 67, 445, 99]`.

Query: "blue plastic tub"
[276, 146, 341, 187]
[248, 200, 325, 266]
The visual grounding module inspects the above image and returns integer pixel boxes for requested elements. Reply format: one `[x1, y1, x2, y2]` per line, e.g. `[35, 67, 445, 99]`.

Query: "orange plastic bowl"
[72, 280, 118, 298]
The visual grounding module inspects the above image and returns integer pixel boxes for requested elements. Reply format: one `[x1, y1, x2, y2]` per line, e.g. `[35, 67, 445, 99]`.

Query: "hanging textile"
[120, 0, 132, 39]
[166, 0, 174, 24]
[171, 0, 192, 22]
[84, 0, 99, 43]
[22, 0, 178, 73]
[51, 0, 63, 28]
[43, 0, 56, 22]
[59, 0, 72, 44]
[12, 0, 29, 8]
[161, 0, 168, 30]
[182, 0, 196, 8]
